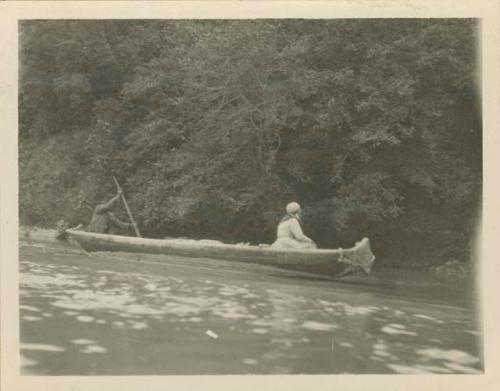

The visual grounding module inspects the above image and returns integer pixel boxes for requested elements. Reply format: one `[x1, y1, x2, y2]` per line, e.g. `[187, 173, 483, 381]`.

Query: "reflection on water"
[19, 244, 482, 375]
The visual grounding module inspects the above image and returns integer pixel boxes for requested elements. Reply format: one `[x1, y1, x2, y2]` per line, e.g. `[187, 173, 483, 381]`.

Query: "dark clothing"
[87, 204, 130, 234]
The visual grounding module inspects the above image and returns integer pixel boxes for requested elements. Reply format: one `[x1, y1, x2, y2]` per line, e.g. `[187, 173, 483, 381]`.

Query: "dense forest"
[19, 19, 481, 267]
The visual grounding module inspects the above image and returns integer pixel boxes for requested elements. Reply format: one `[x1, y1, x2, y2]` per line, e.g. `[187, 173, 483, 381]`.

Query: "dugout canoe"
[65, 229, 375, 278]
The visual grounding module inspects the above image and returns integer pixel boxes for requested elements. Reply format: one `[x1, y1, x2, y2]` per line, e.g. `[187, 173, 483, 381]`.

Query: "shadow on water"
[264, 264, 476, 310]
[18, 242, 482, 375]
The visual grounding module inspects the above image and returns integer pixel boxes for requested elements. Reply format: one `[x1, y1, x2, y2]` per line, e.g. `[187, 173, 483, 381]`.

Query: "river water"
[19, 241, 482, 375]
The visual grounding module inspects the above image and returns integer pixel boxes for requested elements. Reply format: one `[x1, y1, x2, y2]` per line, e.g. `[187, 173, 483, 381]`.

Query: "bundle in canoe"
[65, 230, 375, 278]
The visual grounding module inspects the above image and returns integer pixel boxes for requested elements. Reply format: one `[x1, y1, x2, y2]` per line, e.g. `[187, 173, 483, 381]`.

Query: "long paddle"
[112, 176, 142, 238]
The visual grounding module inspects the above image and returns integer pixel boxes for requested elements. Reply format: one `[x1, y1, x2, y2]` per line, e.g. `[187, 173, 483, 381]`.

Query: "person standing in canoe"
[87, 189, 136, 234]
[272, 202, 317, 249]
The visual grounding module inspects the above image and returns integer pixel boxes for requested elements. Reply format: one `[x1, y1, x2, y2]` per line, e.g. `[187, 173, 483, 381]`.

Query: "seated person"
[272, 202, 317, 249]
[87, 189, 135, 234]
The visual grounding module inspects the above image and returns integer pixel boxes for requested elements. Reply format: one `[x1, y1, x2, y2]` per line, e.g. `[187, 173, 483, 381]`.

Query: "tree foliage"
[19, 19, 481, 266]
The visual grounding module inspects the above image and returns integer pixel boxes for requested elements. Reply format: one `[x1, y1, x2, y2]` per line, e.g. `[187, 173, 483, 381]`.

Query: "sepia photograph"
[15, 17, 483, 375]
[1, 1, 499, 389]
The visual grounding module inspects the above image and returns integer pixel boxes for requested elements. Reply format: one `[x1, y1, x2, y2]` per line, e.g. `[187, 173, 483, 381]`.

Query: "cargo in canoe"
[66, 230, 375, 278]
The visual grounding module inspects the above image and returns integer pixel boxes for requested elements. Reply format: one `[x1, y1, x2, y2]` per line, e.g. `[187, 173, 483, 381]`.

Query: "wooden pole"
[112, 176, 142, 237]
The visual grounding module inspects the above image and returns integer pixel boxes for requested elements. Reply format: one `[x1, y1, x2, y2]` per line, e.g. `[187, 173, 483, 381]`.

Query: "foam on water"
[387, 364, 431, 374]
[301, 321, 337, 331]
[413, 314, 443, 323]
[415, 365, 453, 373]
[248, 319, 274, 327]
[319, 300, 380, 316]
[23, 316, 43, 321]
[63, 310, 81, 315]
[81, 345, 107, 354]
[76, 315, 95, 323]
[416, 348, 479, 364]
[188, 317, 202, 322]
[20, 354, 38, 368]
[381, 324, 417, 336]
[130, 321, 149, 329]
[444, 362, 482, 374]
[21, 274, 87, 288]
[72, 339, 96, 345]
[21, 343, 65, 352]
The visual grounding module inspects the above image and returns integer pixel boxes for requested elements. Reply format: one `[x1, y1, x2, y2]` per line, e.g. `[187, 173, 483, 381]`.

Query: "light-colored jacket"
[272, 218, 316, 249]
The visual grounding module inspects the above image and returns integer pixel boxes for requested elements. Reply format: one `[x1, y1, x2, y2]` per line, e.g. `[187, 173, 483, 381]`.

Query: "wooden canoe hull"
[66, 230, 375, 277]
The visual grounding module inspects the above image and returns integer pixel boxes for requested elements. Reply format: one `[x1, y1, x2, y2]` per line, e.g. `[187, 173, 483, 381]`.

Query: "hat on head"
[286, 202, 301, 214]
